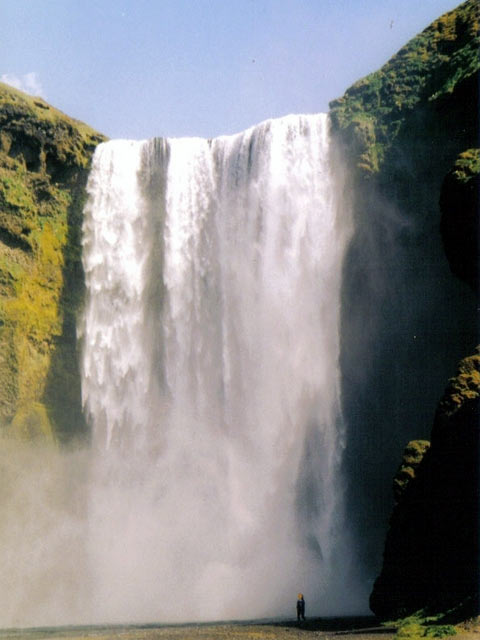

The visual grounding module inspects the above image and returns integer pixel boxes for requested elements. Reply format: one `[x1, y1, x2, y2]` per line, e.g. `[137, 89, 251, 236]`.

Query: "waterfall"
[81, 113, 353, 622]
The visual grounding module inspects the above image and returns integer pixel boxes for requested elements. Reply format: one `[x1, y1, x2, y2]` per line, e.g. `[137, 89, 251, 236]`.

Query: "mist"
[0, 438, 90, 626]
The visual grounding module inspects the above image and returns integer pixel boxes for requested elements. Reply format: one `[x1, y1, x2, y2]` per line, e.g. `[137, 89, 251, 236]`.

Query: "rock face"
[330, 0, 478, 181]
[370, 350, 480, 619]
[391, 439, 430, 504]
[440, 148, 479, 293]
[0, 82, 105, 441]
[329, 0, 479, 605]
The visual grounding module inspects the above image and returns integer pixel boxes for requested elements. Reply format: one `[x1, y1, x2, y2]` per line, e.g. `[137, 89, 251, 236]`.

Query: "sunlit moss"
[329, 0, 479, 177]
[0, 80, 106, 435]
[393, 440, 430, 502]
[397, 622, 426, 639]
[438, 349, 480, 417]
[451, 148, 480, 183]
[388, 611, 457, 639]
[0, 171, 36, 216]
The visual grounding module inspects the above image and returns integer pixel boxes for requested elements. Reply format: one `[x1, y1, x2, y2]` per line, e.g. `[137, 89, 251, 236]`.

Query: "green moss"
[403, 440, 430, 464]
[10, 401, 55, 441]
[389, 612, 457, 639]
[438, 349, 480, 418]
[0, 252, 28, 303]
[0, 81, 105, 171]
[397, 622, 426, 639]
[424, 626, 457, 638]
[393, 440, 430, 502]
[0, 170, 36, 216]
[329, 0, 479, 178]
[451, 148, 480, 183]
[396, 623, 457, 640]
[0, 80, 106, 437]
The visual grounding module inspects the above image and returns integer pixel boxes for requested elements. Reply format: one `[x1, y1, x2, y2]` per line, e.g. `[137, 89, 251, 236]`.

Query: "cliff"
[440, 148, 479, 292]
[329, 0, 479, 615]
[370, 350, 480, 619]
[0, 82, 106, 441]
[330, 0, 478, 182]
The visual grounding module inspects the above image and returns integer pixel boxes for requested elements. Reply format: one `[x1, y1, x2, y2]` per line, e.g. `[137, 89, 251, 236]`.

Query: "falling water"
[80, 113, 353, 623]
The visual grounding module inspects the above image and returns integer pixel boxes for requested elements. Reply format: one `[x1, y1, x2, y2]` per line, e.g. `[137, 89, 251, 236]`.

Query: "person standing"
[296, 593, 306, 622]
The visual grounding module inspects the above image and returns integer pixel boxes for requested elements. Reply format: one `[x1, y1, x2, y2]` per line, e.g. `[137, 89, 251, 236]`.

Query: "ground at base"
[0, 616, 393, 640]
[0, 616, 478, 640]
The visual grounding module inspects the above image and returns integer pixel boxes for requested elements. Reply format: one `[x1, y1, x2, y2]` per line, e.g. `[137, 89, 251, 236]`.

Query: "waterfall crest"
[81, 113, 353, 622]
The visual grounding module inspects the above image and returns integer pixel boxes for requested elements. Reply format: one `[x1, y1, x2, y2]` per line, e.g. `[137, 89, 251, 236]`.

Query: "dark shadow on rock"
[337, 71, 479, 585]
[43, 168, 89, 443]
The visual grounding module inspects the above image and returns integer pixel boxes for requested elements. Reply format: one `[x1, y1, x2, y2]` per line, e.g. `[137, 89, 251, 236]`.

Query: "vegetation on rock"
[392, 440, 430, 504]
[440, 149, 479, 292]
[370, 350, 479, 621]
[435, 348, 480, 420]
[330, 0, 479, 178]
[391, 612, 457, 640]
[329, 0, 479, 621]
[0, 81, 106, 441]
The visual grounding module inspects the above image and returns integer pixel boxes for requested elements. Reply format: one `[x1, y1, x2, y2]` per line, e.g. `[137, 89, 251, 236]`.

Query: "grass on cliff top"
[0, 81, 105, 147]
[329, 0, 479, 175]
[331, 0, 479, 120]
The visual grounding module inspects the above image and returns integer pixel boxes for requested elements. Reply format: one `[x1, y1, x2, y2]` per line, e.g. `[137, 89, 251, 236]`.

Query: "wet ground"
[0, 616, 477, 640]
[0, 616, 396, 640]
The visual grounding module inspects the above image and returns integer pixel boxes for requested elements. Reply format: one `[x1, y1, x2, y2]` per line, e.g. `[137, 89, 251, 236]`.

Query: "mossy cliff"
[370, 350, 480, 619]
[329, 0, 479, 611]
[0, 82, 106, 441]
[330, 0, 478, 180]
[391, 439, 430, 504]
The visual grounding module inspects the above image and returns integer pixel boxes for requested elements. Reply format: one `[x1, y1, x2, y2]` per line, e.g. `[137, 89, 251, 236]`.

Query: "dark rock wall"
[370, 351, 479, 619]
[330, 0, 479, 588]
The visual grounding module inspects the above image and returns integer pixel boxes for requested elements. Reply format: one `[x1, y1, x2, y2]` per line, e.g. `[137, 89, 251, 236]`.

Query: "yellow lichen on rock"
[393, 440, 430, 503]
[438, 349, 480, 419]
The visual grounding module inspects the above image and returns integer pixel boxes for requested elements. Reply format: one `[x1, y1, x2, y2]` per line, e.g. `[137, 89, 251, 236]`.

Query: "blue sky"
[1, 0, 461, 140]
